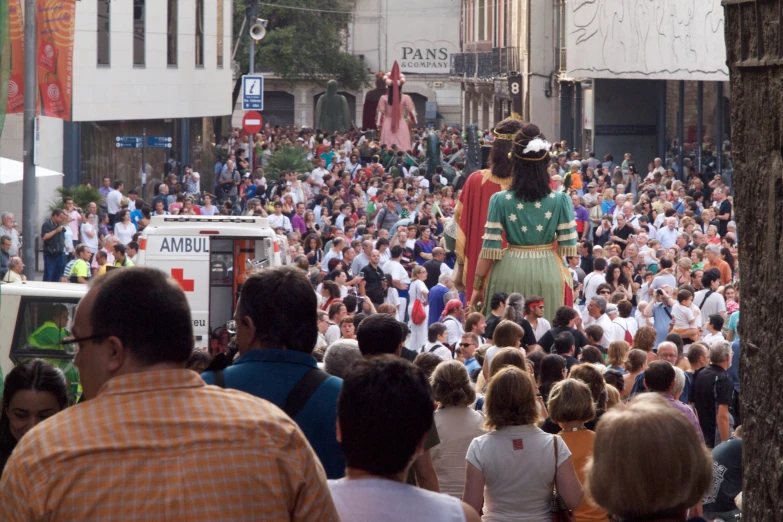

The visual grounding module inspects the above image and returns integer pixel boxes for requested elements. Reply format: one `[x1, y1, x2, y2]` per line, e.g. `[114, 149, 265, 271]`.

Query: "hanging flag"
[7, 0, 25, 115]
[36, 0, 76, 120]
[0, 0, 11, 142]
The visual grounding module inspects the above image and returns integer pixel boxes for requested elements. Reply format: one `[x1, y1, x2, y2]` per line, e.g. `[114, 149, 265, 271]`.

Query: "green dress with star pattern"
[480, 189, 577, 322]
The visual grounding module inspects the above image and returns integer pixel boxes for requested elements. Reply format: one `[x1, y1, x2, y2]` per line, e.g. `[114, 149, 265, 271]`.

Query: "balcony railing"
[450, 47, 520, 78]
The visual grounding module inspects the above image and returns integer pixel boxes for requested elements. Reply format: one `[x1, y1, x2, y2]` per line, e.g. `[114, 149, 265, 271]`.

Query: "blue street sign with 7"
[242, 75, 264, 111]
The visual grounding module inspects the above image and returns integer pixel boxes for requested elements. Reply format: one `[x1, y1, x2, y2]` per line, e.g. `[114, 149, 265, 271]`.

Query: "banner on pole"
[36, 0, 76, 121]
[7, 0, 25, 115]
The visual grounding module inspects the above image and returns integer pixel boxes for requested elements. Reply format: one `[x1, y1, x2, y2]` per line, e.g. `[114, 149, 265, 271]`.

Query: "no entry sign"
[243, 111, 263, 134]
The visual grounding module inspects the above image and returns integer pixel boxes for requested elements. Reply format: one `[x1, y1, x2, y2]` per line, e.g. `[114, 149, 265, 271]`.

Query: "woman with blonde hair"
[547, 379, 610, 522]
[606, 340, 630, 374]
[463, 367, 583, 521]
[585, 394, 712, 521]
[407, 265, 429, 351]
[430, 360, 486, 498]
[676, 257, 693, 286]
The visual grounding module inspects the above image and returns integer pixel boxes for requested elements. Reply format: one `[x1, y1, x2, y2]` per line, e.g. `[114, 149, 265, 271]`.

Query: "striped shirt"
[0, 369, 339, 522]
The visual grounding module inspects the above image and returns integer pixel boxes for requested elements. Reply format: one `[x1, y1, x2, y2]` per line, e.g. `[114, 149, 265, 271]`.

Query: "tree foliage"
[233, 0, 368, 91]
[49, 185, 104, 212]
[264, 146, 311, 180]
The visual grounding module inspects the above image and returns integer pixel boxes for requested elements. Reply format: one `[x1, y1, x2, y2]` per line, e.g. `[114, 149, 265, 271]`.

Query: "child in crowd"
[672, 289, 700, 344]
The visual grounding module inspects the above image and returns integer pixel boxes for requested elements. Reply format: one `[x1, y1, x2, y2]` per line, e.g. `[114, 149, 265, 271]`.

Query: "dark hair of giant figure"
[489, 118, 525, 179]
[509, 123, 552, 202]
[386, 84, 403, 106]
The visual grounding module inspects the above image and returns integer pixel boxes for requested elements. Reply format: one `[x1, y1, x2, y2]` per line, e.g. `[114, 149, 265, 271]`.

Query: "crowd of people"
[0, 115, 742, 521]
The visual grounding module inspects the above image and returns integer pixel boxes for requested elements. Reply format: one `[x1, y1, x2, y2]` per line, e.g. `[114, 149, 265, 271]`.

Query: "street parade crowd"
[0, 107, 741, 522]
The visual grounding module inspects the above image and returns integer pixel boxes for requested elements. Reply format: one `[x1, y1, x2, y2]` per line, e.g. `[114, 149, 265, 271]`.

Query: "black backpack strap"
[283, 368, 330, 419]
[699, 290, 714, 310]
[214, 369, 225, 388]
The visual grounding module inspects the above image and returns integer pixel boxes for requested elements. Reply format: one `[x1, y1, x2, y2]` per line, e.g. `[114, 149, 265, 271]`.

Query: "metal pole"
[717, 82, 724, 176]
[247, 38, 254, 174]
[573, 82, 583, 154]
[697, 81, 704, 174]
[22, 0, 37, 280]
[657, 80, 666, 160]
[142, 127, 147, 196]
[677, 80, 685, 182]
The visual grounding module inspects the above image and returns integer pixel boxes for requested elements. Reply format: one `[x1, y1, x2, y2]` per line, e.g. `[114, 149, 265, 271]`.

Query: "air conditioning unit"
[433, 81, 444, 88]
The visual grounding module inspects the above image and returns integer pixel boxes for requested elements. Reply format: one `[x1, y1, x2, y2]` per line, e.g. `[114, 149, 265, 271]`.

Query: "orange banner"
[36, 0, 75, 120]
[7, 0, 24, 114]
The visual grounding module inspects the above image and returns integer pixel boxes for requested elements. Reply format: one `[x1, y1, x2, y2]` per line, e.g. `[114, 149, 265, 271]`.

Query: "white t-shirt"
[309, 167, 328, 186]
[701, 331, 726, 346]
[422, 341, 453, 361]
[466, 425, 571, 522]
[583, 313, 614, 349]
[443, 317, 464, 347]
[694, 289, 727, 326]
[672, 303, 699, 330]
[80, 223, 99, 252]
[267, 213, 292, 232]
[106, 189, 123, 214]
[328, 477, 466, 522]
[582, 271, 606, 303]
[382, 259, 411, 286]
[611, 317, 639, 342]
[529, 318, 551, 342]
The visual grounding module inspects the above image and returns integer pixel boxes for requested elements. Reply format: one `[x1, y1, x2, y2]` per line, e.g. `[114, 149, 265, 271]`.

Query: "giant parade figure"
[468, 123, 577, 322]
[361, 72, 387, 130]
[453, 117, 524, 301]
[376, 61, 417, 151]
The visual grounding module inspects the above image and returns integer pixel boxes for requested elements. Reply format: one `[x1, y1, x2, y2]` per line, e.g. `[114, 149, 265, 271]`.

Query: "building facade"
[238, 0, 463, 131]
[1, 0, 234, 201]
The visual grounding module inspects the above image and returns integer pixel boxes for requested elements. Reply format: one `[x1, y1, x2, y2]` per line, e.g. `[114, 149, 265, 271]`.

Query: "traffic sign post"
[242, 75, 264, 111]
[243, 111, 263, 135]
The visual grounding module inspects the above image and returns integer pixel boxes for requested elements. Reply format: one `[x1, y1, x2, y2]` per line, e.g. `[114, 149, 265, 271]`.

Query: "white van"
[0, 281, 86, 397]
[137, 215, 290, 351]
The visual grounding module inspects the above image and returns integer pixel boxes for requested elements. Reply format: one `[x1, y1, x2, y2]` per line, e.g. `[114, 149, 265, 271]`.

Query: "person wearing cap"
[440, 299, 465, 348]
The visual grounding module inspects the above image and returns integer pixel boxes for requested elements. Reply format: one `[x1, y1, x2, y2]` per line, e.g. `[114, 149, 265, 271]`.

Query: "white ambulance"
[0, 281, 86, 397]
[137, 215, 290, 351]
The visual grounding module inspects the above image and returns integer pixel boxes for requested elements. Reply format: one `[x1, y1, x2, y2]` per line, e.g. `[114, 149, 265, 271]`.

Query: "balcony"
[451, 47, 520, 78]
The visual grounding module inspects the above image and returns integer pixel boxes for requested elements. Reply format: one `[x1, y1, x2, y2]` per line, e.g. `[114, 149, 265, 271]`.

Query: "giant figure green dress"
[480, 189, 577, 322]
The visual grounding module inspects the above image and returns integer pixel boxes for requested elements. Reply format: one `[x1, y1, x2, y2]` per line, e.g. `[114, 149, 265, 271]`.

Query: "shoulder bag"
[551, 436, 576, 522]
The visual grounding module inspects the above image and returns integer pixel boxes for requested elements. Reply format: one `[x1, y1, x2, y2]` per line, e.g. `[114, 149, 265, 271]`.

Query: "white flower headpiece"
[383, 72, 407, 87]
[522, 138, 552, 155]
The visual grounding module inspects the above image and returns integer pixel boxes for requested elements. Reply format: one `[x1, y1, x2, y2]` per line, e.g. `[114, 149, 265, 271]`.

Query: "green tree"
[233, 0, 368, 91]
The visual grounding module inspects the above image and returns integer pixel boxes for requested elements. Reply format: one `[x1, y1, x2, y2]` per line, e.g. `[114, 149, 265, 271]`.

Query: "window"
[97, 0, 110, 66]
[216, 0, 224, 68]
[167, 0, 177, 66]
[11, 298, 81, 400]
[195, 0, 204, 67]
[133, 0, 145, 66]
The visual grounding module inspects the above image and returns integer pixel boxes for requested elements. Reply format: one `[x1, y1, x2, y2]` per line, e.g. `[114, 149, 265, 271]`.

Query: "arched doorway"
[262, 91, 295, 127]
[408, 93, 428, 125]
[313, 92, 357, 130]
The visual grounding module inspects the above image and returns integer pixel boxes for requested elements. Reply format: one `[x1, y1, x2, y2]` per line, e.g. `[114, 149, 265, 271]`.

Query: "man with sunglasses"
[0, 268, 339, 521]
[458, 333, 481, 374]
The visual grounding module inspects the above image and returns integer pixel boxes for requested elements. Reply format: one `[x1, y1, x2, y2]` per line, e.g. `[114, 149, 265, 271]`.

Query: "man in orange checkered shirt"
[0, 268, 339, 521]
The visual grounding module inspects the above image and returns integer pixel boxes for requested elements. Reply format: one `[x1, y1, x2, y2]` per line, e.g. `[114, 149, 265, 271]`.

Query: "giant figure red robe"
[454, 169, 511, 301]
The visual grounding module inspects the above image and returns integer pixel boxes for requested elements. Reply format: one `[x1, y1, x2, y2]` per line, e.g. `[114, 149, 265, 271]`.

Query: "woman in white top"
[80, 212, 99, 254]
[463, 366, 583, 522]
[200, 193, 220, 216]
[430, 360, 485, 497]
[113, 210, 137, 246]
[407, 265, 430, 352]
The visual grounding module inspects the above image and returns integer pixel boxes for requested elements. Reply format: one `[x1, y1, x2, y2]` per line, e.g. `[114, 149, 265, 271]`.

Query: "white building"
[249, 0, 463, 130]
[1, 0, 234, 204]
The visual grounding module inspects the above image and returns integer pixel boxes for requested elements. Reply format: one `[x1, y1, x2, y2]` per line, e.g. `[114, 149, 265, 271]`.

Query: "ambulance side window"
[210, 239, 234, 286]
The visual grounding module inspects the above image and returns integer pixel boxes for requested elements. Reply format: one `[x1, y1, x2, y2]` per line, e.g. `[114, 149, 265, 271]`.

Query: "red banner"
[7, 0, 24, 114]
[36, 0, 75, 120]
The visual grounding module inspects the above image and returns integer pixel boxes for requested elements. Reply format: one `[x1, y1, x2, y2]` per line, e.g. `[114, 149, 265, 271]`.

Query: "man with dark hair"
[0, 268, 340, 520]
[644, 361, 704, 443]
[328, 356, 480, 522]
[356, 313, 405, 357]
[202, 266, 345, 479]
[552, 331, 579, 370]
[694, 268, 726, 326]
[578, 240, 594, 275]
[483, 291, 507, 340]
[41, 209, 67, 281]
[582, 256, 607, 303]
[112, 243, 135, 267]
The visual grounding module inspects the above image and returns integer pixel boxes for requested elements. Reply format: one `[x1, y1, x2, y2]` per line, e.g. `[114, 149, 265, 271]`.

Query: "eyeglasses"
[458, 342, 476, 348]
[599, 290, 611, 295]
[61, 333, 112, 354]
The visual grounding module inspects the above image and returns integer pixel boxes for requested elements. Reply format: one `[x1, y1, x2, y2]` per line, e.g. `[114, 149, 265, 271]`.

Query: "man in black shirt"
[702, 426, 743, 521]
[359, 250, 386, 307]
[422, 247, 447, 289]
[714, 187, 732, 237]
[552, 331, 580, 371]
[41, 209, 67, 282]
[483, 292, 507, 341]
[689, 340, 734, 448]
[578, 240, 594, 276]
[538, 306, 589, 356]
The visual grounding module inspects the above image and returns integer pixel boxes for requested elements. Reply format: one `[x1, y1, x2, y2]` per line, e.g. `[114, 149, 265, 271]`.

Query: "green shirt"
[481, 190, 578, 259]
[69, 259, 90, 279]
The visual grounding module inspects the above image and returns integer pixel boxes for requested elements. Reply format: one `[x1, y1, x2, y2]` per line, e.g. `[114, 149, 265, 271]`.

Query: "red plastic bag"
[411, 298, 426, 325]
[39, 73, 65, 117]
